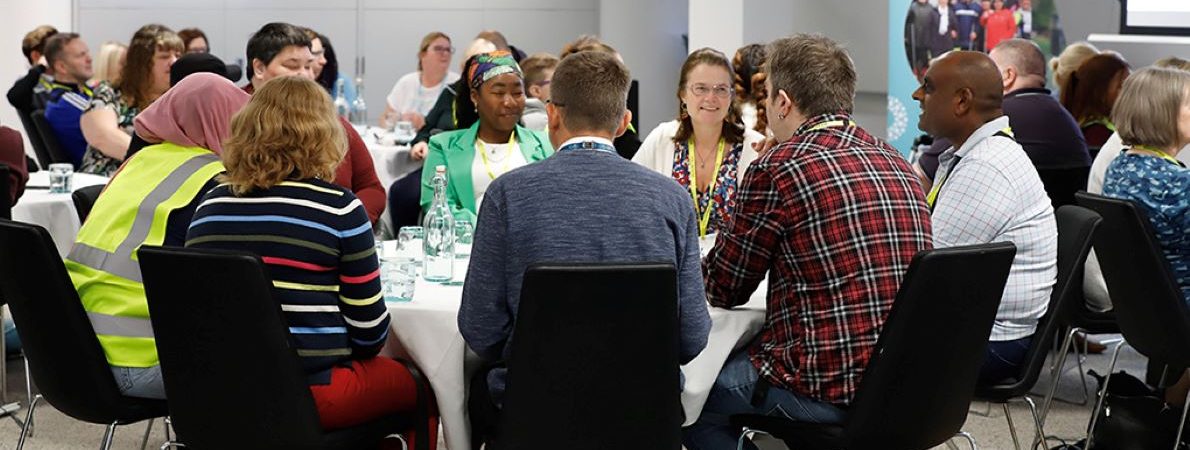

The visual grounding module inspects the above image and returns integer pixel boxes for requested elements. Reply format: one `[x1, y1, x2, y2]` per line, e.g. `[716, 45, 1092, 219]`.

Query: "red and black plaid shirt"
[704, 113, 932, 405]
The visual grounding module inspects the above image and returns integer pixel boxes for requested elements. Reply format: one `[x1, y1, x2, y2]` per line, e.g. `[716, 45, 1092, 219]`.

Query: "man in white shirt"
[913, 50, 1057, 385]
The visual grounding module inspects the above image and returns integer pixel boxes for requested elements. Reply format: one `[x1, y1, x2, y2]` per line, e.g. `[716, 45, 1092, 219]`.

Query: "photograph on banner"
[902, 0, 1062, 82]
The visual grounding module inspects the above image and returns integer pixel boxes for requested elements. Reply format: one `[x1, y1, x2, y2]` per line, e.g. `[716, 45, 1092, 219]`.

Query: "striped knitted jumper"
[185, 178, 388, 385]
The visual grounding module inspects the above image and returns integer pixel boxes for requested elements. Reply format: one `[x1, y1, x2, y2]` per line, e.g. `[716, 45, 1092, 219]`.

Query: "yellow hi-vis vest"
[65, 143, 224, 367]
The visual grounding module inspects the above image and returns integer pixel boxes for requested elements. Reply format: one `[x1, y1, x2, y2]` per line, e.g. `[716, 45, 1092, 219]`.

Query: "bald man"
[913, 51, 1057, 386]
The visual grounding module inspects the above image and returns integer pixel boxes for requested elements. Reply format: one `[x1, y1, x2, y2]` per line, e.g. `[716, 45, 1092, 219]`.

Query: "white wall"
[601, 0, 688, 133]
[74, 0, 600, 127]
[688, 0, 744, 55]
[2, 0, 74, 159]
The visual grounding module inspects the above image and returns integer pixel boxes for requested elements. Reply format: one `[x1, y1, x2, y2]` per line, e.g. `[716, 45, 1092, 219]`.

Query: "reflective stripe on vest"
[67, 153, 220, 284]
[66, 145, 223, 366]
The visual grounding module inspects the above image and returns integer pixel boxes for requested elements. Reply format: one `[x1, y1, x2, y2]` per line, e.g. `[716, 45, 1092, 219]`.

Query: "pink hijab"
[133, 73, 250, 156]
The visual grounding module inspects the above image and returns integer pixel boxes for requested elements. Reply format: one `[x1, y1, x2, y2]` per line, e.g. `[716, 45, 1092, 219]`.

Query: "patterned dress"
[671, 139, 742, 236]
[80, 81, 136, 176]
[1102, 151, 1190, 304]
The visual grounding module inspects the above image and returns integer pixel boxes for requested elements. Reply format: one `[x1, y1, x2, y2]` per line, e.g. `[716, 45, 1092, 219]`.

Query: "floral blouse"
[1102, 151, 1190, 304]
[671, 139, 743, 236]
[80, 81, 135, 176]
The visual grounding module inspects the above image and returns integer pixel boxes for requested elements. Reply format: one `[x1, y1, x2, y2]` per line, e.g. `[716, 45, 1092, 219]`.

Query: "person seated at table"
[559, 35, 642, 159]
[1083, 56, 1190, 314]
[915, 51, 1057, 387]
[80, 24, 182, 176]
[1060, 53, 1131, 158]
[1102, 66, 1190, 407]
[65, 73, 250, 399]
[419, 50, 553, 223]
[91, 41, 127, 87]
[306, 29, 355, 104]
[518, 52, 558, 132]
[380, 31, 460, 130]
[40, 32, 95, 168]
[185, 76, 437, 444]
[389, 50, 490, 229]
[243, 22, 386, 224]
[634, 48, 763, 238]
[6, 25, 58, 114]
[406, 38, 497, 162]
[126, 52, 239, 160]
[177, 27, 209, 54]
[689, 35, 933, 449]
[459, 49, 711, 447]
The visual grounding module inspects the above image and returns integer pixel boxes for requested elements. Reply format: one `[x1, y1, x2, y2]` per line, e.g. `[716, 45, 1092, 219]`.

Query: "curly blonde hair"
[222, 76, 345, 195]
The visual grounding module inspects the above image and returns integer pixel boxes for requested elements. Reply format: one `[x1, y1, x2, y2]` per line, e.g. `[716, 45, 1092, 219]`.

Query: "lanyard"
[1131, 146, 1187, 167]
[927, 127, 1014, 210]
[1082, 117, 1116, 132]
[558, 140, 617, 155]
[688, 137, 726, 237]
[477, 131, 516, 180]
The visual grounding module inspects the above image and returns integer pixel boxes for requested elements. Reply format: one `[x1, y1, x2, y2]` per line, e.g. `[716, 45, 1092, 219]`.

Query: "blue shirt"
[458, 138, 712, 403]
[43, 82, 91, 167]
[1103, 152, 1190, 304]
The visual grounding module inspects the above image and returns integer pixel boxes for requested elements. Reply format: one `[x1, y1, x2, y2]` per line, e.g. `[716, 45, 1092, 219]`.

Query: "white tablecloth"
[381, 257, 766, 450]
[11, 172, 109, 256]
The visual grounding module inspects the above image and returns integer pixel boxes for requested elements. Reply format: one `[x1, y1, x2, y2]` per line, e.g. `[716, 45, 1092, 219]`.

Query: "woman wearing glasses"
[634, 48, 763, 237]
[382, 31, 460, 130]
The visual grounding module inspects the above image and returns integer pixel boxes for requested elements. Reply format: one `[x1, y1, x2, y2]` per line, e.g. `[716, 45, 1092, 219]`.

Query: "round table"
[358, 125, 420, 238]
[11, 172, 109, 256]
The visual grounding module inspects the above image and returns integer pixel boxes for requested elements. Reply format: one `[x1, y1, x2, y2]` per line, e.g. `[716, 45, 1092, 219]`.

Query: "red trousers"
[310, 357, 438, 449]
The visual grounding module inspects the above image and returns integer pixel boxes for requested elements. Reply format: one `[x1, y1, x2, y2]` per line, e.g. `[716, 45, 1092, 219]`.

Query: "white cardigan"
[632, 120, 764, 184]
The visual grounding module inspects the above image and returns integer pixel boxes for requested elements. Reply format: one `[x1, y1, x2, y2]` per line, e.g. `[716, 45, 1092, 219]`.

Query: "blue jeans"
[683, 351, 847, 450]
[978, 335, 1033, 386]
[112, 365, 166, 399]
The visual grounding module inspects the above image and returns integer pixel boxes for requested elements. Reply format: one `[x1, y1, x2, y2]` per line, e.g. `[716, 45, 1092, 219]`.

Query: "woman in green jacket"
[421, 50, 552, 222]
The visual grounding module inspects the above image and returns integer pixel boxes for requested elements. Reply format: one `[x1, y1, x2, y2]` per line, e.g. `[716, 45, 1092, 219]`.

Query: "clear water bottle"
[422, 165, 455, 282]
[333, 78, 350, 120]
[349, 76, 368, 126]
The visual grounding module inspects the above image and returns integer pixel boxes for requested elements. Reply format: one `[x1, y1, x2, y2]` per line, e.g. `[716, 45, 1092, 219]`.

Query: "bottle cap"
[436, 165, 446, 175]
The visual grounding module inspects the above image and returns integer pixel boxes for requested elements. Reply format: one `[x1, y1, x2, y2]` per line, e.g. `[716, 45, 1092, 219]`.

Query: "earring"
[680, 103, 688, 120]
[778, 113, 786, 120]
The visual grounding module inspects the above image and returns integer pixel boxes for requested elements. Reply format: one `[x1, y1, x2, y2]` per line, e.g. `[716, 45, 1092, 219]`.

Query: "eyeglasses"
[688, 83, 733, 99]
[429, 45, 455, 55]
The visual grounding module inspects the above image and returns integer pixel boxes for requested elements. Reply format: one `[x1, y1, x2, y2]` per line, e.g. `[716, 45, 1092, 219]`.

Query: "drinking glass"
[382, 259, 418, 302]
[454, 219, 474, 258]
[48, 163, 74, 194]
[394, 121, 416, 145]
[396, 226, 425, 262]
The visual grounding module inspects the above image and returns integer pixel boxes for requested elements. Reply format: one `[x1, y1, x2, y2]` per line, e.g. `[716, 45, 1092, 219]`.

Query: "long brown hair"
[117, 24, 183, 110]
[673, 48, 745, 147]
[1060, 53, 1130, 124]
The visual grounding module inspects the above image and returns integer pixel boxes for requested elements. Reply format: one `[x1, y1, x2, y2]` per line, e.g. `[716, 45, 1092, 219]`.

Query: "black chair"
[29, 110, 72, 167]
[732, 242, 1017, 450]
[137, 245, 434, 450]
[0, 219, 167, 450]
[975, 206, 1101, 450]
[493, 263, 682, 450]
[1075, 192, 1190, 450]
[15, 111, 52, 170]
[71, 184, 105, 223]
[1037, 167, 1092, 210]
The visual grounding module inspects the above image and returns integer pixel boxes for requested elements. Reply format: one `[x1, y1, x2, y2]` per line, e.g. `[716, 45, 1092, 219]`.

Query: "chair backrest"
[16, 110, 53, 170]
[137, 245, 326, 449]
[72, 184, 105, 223]
[498, 263, 681, 450]
[844, 242, 1016, 449]
[29, 109, 73, 166]
[0, 164, 10, 220]
[1075, 192, 1190, 367]
[1006, 205, 1101, 393]
[0, 219, 151, 422]
[1037, 167, 1092, 209]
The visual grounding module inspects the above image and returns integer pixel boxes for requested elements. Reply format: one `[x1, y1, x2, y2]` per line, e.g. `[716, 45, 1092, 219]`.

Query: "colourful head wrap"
[468, 50, 522, 90]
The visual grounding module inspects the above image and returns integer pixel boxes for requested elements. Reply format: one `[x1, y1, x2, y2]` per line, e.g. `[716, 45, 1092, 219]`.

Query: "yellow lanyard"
[39, 77, 93, 97]
[688, 137, 726, 237]
[927, 127, 1014, 209]
[1132, 146, 1184, 166]
[1082, 117, 1117, 132]
[477, 131, 517, 180]
[804, 120, 851, 133]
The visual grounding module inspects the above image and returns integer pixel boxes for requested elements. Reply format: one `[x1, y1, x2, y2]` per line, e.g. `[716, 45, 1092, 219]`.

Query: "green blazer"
[421, 122, 553, 222]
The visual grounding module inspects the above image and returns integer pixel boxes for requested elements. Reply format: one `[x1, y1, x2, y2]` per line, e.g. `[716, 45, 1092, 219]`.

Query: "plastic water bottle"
[422, 165, 455, 282]
[349, 76, 368, 126]
[333, 78, 350, 120]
